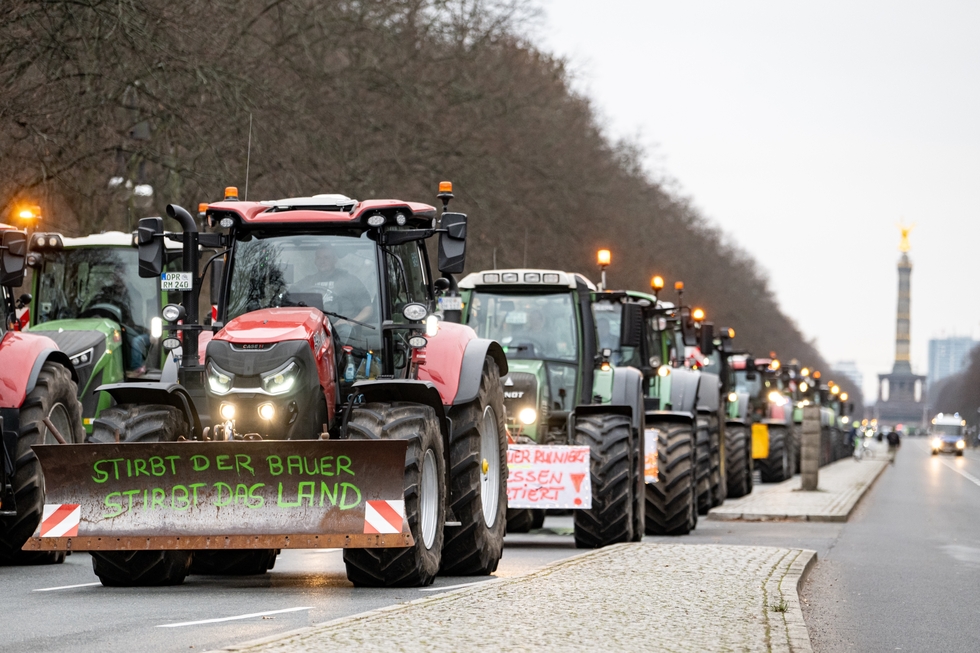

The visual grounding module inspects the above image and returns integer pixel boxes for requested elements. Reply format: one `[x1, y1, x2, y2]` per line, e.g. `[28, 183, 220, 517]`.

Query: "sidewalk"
[708, 448, 889, 522]
[208, 543, 816, 653]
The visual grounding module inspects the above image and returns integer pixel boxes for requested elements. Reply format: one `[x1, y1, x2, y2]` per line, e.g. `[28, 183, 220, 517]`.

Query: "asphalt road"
[2, 441, 977, 652]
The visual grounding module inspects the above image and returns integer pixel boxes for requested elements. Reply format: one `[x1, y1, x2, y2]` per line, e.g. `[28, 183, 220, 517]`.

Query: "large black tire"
[644, 421, 697, 536]
[190, 549, 278, 576]
[708, 415, 724, 507]
[506, 508, 533, 533]
[725, 424, 751, 499]
[694, 418, 712, 515]
[87, 405, 194, 586]
[758, 425, 791, 483]
[0, 362, 83, 566]
[92, 550, 193, 587]
[441, 357, 507, 576]
[505, 508, 545, 533]
[344, 402, 445, 587]
[573, 413, 633, 548]
[631, 427, 645, 541]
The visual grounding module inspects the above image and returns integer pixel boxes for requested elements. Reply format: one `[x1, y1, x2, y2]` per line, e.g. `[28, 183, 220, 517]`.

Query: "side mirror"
[0, 230, 27, 287]
[138, 217, 164, 278]
[619, 302, 643, 348]
[210, 257, 225, 305]
[699, 323, 714, 356]
[438, 212, 467, 275]
[679, 308, 698, 346]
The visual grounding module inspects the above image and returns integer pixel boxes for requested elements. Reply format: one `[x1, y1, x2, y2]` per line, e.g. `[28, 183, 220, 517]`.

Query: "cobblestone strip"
[708, 456, 888, 522]
[208, 544, 815, 653]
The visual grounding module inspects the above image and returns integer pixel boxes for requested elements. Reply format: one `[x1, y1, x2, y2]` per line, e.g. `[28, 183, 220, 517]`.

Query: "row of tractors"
[0, 184, 854, 587]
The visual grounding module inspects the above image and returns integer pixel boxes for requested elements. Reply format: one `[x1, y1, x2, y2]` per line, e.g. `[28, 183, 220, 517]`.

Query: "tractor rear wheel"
[573, 413, 633, 548]
[708, 416, 724, 507]
[757, 425, 791, 483]
[644, 421, 697, 536]
[441, 357, 507, 576]
[695, 418, 712, 515]
[631, 427, 644, 541]
[87, 405, 194, 586]
[725, 424, 751, 499]
[344, 402, 445, 587]
[0, 362, 82, 565]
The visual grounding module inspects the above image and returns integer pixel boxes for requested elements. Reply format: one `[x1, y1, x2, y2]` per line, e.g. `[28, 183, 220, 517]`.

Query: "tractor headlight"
[69, 347, 95, 369]
[768, 391, 787, 406]
[728, 392, 738, 403]
[258, 402, 276, 421]
[932, 437, 942, 449]
[219, 402, 236, 420]
[518, 407, 537, 425]
[206, 361, 235, 395]
[956, 439, 966, 449]
[402, 303, 427, 322]
[657, 365, 671, 377]
[425, 315, 440, 337]
[150, 317, 163, 339]
[261, 361, 299, 395]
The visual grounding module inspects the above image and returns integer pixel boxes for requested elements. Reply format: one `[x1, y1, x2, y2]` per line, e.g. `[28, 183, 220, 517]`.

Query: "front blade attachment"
[24, 440, 411, 552]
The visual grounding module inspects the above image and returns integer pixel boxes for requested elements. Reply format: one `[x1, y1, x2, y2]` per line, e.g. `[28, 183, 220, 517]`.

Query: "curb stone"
[206, 543, 818, 653]
[708, 457, 888, 522]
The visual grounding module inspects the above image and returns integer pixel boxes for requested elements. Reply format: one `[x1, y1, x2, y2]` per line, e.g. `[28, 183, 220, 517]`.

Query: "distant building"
[927, 337, 974, 387]
[833, 361, 863, 392]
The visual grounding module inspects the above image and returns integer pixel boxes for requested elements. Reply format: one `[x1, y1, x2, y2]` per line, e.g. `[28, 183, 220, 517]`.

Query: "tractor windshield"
[467, 290, 578, 362]
[227, 233, 381, 351]
[35, 247, 158, 333]
[592, 301, 641, 367]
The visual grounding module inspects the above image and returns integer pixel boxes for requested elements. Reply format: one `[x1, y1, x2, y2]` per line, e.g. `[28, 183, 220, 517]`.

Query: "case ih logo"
[238, 343, 267, 350]
[504, 391, 525, 399]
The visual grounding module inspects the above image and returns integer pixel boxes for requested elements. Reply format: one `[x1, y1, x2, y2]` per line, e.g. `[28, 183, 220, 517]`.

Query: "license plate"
[161, 272, 193, 291]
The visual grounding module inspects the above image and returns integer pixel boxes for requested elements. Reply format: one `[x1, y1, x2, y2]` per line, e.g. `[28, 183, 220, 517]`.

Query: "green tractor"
[738, 357, 799, 483]
[25, 231, 180, 433]
[794, 369, 854, 465]
[590, 288, 703, 535]
[703, 333, 753, 499]
[458, 269, 645, 548]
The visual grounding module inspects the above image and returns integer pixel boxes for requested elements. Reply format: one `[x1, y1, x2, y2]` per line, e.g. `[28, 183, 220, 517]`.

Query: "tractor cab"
[26, 231, 182, 431]
[460, 268, 646, 547]
[459, 269, 594, 442]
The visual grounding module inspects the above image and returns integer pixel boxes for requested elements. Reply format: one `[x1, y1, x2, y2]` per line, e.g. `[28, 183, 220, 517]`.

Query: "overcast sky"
[541, 0, 980, 401]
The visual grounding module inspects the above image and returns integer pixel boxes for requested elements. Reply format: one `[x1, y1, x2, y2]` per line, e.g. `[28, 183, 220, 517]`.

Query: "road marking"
[156, 607, 313, 628]
[935, 457, 980, 488]
[33, 582, 102, 592]
[419, 581, 489, 592]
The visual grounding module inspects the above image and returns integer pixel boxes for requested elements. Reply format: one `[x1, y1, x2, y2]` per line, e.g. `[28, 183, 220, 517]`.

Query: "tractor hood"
[216, 307, 324, 344]
[28, 320, 114, 358]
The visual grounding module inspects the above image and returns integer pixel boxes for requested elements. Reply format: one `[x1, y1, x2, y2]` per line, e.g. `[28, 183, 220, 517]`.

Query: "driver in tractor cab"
[297, 244, 374, 324]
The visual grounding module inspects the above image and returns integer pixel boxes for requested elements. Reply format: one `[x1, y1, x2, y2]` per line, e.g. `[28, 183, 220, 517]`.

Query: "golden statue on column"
[897, 221, 914, 253]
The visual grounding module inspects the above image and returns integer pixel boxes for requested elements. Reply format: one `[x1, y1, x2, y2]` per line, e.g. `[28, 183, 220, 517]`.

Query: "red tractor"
[25, 185, 509, 588]
[0, 225, 84, 565]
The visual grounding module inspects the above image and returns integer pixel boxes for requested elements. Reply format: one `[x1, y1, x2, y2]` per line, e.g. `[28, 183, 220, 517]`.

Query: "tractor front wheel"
[644, 421, 697, 536]
[441, 357, 507, 576]
[0, 362, 82, 565]
[344, 402, 445, 587]
[758, 425, 792, 483]
[725, 424, 751, 499]
[573, 413, 633, 548]
[87, 405, 194, 586]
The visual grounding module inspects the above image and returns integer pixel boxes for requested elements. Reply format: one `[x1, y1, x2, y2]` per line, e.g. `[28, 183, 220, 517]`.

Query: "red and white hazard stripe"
[363, 500, 405, 534]
[39, 504, 80, 537]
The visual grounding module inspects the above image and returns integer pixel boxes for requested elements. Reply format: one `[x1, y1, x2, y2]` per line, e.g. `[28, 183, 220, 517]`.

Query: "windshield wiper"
[325, 311, 376, 330]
